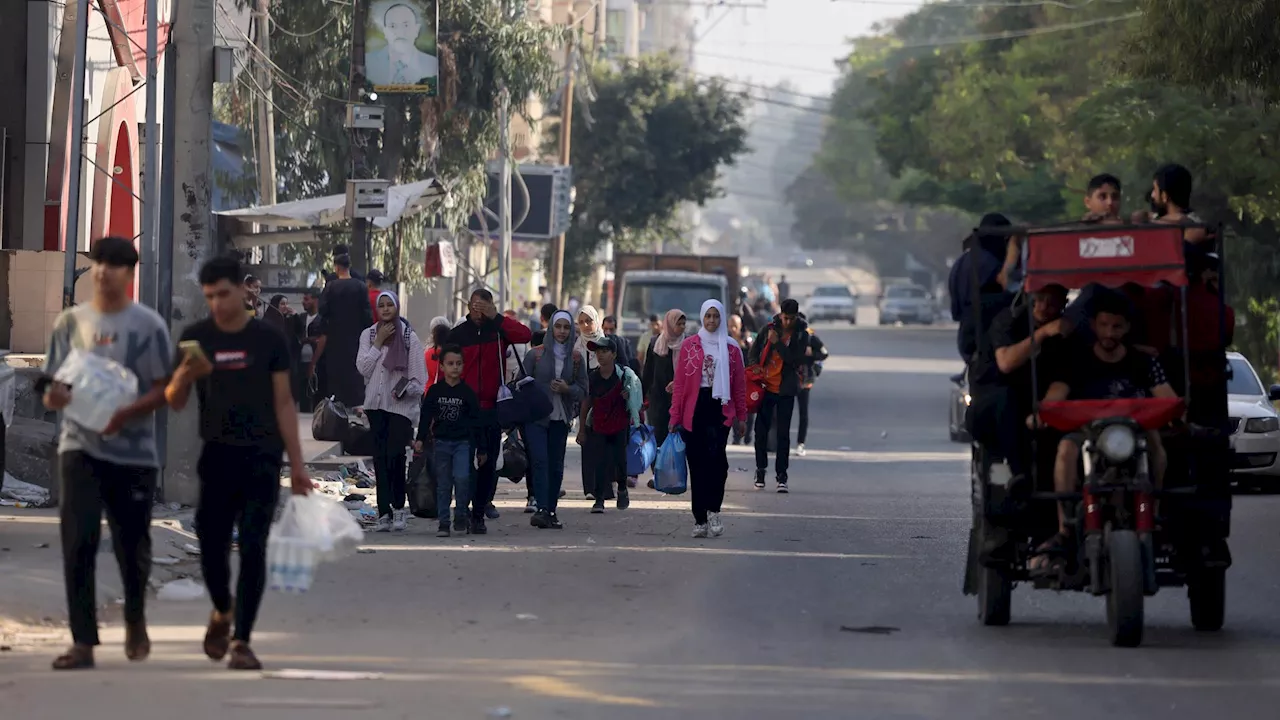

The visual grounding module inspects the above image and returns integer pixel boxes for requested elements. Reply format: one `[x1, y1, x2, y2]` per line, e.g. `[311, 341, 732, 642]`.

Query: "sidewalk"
[0, 413, 343, 645]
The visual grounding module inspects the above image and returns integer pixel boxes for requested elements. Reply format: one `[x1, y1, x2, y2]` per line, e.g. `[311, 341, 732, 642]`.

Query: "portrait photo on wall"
[365, 0, 439, 95]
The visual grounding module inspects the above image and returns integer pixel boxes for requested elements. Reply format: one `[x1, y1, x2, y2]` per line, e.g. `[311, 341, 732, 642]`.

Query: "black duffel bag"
[407, 447, 438, 519]
[497, 431, 529, 481]
[312, 396, 350, 441]
[495, 348, 553, 430]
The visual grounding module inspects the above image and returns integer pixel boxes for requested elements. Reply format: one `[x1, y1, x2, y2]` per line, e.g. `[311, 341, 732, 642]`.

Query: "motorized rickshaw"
[962, 222, 1233, 647]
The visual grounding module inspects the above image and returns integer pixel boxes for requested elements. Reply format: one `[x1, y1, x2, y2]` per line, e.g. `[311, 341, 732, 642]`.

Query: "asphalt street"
[3, 266, 1280, 718]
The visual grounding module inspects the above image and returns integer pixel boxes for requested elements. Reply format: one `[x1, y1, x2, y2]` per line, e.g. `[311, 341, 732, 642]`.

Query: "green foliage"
[559, 54, 748, 291]
[214, 0, 557, 284]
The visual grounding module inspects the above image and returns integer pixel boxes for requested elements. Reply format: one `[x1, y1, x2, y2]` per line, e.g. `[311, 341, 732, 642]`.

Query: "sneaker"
[591, 500, 605, 514]
[585, 492, 596, 501]
[627, 476, 638, 488]
[754, 470, 766, 490]
[617, 488, 630, 510]
[776, 481, 789, 494]
[531, 509, 550, 529]
[797, 443, 807, 457]
[471, 517, 488, 534]
[375, 514, 393, 532]
[227, 641, 263, 671]
[436, 522, 451, 538]
[392, 508, 408, 532]
[485, 503, 500, 520]
[454, 516, 471, 535]
[524, 497, 538, 514]
[646, 478, 655, 489]
[692, 523, 709, 538]
[547, 512, 564, 529]
[708, 512, 724, 537]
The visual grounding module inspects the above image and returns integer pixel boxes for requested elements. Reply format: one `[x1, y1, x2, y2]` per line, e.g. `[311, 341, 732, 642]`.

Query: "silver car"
[1226, 352, 1280, 485]
[949, 370, 972, 443]
[878, 284, 935, 325]
[806, 283, 859, 324]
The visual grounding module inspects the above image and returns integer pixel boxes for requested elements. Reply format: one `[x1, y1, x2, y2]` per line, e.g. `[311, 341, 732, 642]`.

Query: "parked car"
[788, 252, 814, 269]
[949, 370, 971, 443]
[805, 283, 859, 324]
[1227, 352, 1280, 485]
[878, 284, 934, 325]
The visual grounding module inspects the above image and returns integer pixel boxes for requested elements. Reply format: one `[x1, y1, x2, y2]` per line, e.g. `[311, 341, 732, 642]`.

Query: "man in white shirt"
[366, 3, 438, 87]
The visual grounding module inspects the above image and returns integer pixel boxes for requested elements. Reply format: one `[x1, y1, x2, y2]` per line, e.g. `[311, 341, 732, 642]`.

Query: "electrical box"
[345, 179, 391, 219]
[213, 47, 234, 84]
[345, 104, 386, 130]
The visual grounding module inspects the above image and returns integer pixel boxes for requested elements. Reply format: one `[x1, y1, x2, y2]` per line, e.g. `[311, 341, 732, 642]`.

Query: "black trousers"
[196, 443, 281, 644]
[59, 451, 157, 647]
[754, 392, 796, 478]
[797, 387, 811, 444]
[367, 409, 413, 516]
[681, 388, 731, 524]
[471, 423, 501, 521]
[967, 386, 1031, 477]
[588, 430, 628, 500]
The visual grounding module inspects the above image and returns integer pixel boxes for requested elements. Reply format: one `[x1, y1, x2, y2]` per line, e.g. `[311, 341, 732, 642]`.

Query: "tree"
[558, 54, 748, 291]
[215, 0, 557, 281]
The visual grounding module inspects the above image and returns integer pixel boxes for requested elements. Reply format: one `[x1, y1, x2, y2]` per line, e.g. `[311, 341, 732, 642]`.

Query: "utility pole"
[61, 0, 90, 309]
[497, 87, 512, 310]
[253, 0, 278, 264]
[139, 0, 159, 308]
[348, 0, 370, 274]
[550, 14, 575, 307]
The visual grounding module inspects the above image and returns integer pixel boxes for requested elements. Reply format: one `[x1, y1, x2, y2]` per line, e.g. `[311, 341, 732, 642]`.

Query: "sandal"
[203, 610, 233, 661]
[1028, 531, 1071, 575]
[124, 621, 151, 662]
[51, 644, 95, 671]
[227, 641, 263, 671]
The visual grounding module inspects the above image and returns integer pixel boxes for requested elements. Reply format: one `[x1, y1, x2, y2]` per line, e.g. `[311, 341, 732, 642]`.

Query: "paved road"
[4, 290, 1280, 718]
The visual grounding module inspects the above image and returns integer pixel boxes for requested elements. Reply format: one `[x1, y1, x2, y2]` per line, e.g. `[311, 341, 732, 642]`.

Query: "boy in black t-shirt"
[1032, 291, 1177, 565]
[166, 256, 312, 672]
[416, 345, 484, 537]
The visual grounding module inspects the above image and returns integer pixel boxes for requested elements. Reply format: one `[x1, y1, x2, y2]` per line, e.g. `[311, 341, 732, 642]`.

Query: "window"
[814, 286, 853, 298]
[886, 285, 925, 299]
[1227, 358, 1264, 396]
[621, 282, 722, 323]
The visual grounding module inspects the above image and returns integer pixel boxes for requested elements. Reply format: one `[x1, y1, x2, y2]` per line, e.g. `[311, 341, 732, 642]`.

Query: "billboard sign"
[365, 0, 439, 96]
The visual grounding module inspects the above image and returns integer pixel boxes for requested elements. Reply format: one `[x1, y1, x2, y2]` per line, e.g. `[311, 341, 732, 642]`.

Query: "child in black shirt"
[415, 345, 484, 536]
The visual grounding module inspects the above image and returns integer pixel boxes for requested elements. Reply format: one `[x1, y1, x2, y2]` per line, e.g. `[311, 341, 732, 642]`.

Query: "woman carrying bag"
[669, 300, 748, 539]
[522, 312, 587, 529]
[356, 291, 428, 532]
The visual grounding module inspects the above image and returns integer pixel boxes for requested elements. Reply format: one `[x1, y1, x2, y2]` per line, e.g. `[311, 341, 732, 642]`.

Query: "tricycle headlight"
[1097, 424, 1137, 463]
[1245, 417, 1280, 433]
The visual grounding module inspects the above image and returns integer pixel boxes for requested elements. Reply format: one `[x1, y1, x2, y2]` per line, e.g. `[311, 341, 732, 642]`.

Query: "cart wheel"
[979, 565, 1012, 626]
[1189, 569, 1226, 632]
[1106, 530, 1145, 647]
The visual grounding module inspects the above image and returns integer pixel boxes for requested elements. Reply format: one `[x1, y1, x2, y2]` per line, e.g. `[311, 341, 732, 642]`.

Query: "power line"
[830, 0, 1126, 8]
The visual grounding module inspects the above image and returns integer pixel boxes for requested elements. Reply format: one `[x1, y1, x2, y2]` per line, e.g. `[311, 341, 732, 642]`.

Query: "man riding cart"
[963, 221, 1233, 648]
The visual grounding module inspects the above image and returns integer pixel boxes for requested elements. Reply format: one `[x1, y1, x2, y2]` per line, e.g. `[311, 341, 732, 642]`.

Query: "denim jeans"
[525, 420, 570, 512]
[433, 439, 473, 524]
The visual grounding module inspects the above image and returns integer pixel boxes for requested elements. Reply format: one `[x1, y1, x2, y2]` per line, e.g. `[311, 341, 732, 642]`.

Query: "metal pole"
[140, 0, 159, 308]
[348, 0, 370, 274]
[62, 0, 90, 308]
[254, 0, 278, 264]
[498, 87, 511, 311]
[551, 15, 575, 307]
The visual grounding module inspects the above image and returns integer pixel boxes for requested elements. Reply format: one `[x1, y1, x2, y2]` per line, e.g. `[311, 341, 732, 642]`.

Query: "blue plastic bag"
[627, 425, 658, 476]
[653, 434, 688, 495]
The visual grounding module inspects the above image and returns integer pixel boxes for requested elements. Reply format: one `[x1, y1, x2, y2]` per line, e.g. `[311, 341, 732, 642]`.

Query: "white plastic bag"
[52, 348, 139, 433]
[268, 494, 364, 593]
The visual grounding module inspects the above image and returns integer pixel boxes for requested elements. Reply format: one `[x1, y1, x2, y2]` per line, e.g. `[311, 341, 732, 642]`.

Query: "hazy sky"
[692, 0, 926, 96]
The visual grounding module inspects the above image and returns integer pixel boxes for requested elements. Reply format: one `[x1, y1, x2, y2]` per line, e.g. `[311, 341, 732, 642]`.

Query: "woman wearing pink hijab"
[641, 309, 687, 449]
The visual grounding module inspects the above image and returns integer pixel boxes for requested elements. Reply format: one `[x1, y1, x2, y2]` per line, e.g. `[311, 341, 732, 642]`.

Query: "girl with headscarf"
[642, 309, 686, 449]
[575, 304, 623, 499]
[669, 300, 748, 539]
[522, 311, 588, 528]
[422, 315, 451, 390]
[356, 290, 428, 532]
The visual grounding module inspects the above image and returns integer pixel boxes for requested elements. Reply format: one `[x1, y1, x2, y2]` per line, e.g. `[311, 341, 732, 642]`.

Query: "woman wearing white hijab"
[357, 290, 428, 532]
[523, 311, 588, 528]
[669, 299, 748, 538]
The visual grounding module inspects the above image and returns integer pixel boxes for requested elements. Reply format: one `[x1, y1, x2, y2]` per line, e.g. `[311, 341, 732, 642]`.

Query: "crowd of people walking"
[36, 240, 828, 672]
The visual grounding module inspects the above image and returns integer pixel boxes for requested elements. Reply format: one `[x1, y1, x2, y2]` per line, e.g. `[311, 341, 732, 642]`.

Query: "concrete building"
[638, 0, 695, 66]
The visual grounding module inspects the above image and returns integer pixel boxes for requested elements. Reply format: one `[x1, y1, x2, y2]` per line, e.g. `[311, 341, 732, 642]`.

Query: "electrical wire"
[271, 14, 338, 39]
[829, 0, 1126, 8]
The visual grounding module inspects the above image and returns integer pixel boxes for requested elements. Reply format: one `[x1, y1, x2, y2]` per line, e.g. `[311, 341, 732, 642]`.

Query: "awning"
[215, 178, 447, 248]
